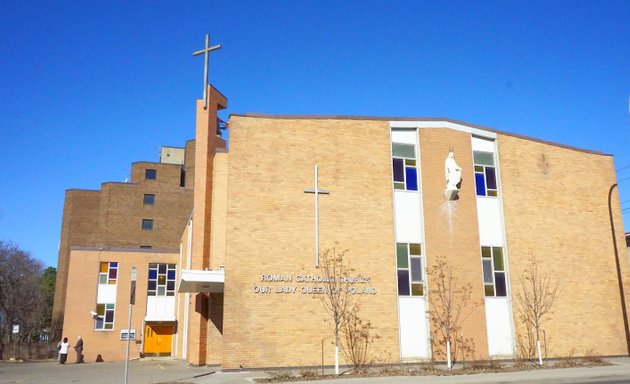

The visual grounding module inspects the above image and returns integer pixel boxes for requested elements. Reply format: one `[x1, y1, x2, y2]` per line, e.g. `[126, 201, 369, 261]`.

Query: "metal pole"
[124, 267, 137, 384]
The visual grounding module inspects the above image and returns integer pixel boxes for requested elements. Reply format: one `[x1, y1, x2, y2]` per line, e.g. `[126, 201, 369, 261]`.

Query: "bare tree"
[427, 257, 474, 369]
[515, 254, 558, 365]
[319, 245, 361, 374]
[340, 305, 378, 370]
[0, 241, 44, 357]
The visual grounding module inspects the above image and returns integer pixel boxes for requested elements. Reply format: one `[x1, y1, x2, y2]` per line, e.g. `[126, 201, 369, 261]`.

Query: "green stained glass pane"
[149, 263, 157, 268]
[485, 284, 495, 297]
[394, 182, 405, 190]
[104, 323, 113, 330]
[392, 143, 415, 158]
[481, 247, 491, 258]
[411, 283, 424, 296]
[405, 159, 416, 166]
[396, 243, 408, 268]
[487, 190, 498, 197]
[474, 151, 494, 166]
[493, 247, 504, 271]
[99, 274, 107, 284]
[106, 303, 115, 309]
[96, 304, 105, 315]
[409, 243, 421, 255]
[168, 264, 176, 270]
[158, 286, 165, 296]
[475, 165, 484, 172]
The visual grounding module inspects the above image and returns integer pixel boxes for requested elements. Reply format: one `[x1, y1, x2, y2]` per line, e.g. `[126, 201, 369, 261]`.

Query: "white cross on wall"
[304, 164, 329, 268]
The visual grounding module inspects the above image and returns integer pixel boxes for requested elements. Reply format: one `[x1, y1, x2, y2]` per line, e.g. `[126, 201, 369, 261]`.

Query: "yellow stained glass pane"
[409, 243, 421, 255]
[158, 275, 166, 285]
[96, 304, 105, 315]
[405, 159, 416, 166]
[481, 247, 491, 258]
[485, 284, 495, 297]
[475, 166, 484, 172]
[100, 262, 108, 273]
[108, 279, 116, 285]
[411, 283, 424, 296]
[487, 190, 498, 197]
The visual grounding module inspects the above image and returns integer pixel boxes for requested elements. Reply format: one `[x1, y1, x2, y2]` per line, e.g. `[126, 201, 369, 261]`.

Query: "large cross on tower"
[304, 164, 330, 268]
[192, 34, 221, 110]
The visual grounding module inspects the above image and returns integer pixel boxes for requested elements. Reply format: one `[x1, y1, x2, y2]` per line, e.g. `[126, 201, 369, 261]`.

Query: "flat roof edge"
[70, 246, 179, 254]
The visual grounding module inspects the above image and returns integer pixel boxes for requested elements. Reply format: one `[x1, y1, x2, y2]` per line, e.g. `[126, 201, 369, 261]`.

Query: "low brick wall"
[0, 343, 57, 361]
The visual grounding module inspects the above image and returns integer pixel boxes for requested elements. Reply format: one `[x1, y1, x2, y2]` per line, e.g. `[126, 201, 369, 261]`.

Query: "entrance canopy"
[178, 269, 224, 293]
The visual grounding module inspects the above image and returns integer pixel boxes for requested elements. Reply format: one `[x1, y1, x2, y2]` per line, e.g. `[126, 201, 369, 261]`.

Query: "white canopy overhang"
[178, 269, 224, 293]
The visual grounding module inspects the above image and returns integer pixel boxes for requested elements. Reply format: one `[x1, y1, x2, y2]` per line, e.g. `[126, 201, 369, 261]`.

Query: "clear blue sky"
[1, 1, 629, 268]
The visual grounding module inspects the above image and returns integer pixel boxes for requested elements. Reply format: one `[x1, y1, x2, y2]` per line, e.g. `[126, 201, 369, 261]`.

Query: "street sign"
[12, 324, 19, 334]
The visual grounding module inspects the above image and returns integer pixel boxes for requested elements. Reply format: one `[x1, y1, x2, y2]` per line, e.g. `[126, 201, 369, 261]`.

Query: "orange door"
[144, 324, 173, 356]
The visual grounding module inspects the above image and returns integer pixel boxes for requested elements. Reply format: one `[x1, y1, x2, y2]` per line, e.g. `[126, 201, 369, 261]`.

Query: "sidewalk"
[2, 357, 630, 384]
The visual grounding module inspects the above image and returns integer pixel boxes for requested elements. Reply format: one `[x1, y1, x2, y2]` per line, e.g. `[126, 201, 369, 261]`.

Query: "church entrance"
[143, 322, 173, 356]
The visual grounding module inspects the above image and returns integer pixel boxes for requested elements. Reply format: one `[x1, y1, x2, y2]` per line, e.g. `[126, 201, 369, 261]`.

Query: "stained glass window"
[94, 303, 115, 330]
[147, 263, 177, 297]
[474, 151, 498, 197]
[396, 243, 424, 296]
[98, 262, 118, 285]
[392, 143, 419, 191]
[481, 246, 507, 297]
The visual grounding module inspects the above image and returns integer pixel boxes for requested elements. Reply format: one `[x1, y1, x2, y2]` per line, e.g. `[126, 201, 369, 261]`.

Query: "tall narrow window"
[396, 243, 424, 296]
[473, 151, 498, 197]
[481, 246, 507, 297]
[392, 143, 418, 191]
[180, 168, 186, 187]
[147, 263, 176, 296]
[145, 169, 157, 180]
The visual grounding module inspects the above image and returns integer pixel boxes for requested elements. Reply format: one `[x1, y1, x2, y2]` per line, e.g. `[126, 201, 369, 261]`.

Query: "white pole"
[335, 345, 339, 375]
[537, 339, 543, 365]
[447, 340, 452, 369]
[124, 267, 137, 384]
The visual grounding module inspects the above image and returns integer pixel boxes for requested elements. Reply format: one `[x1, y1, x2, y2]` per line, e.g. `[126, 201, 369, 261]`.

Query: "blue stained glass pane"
[95, 317, 104, 329]
[149, 269, 157, 279]
[397, 270, 410, 296]
[405, 167, 418, 191]
[495, 272, 507, 296]
[110, 262, 118, 269]
[485, 167, 497, 190]
[167, 270, 176, 280]
[475, 173, 486, 196]
[393, 158, 404, 182]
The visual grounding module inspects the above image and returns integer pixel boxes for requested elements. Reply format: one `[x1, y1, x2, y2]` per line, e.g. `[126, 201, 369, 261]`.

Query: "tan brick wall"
[188, 85, 227, 365]
[499, 134, 630, 357]
[62, 248, 179, 362]
[418, 128, 489, 358]
[53, 145, 194, 339]
[52, 190, 102, 337]
[221, 116, 399, 369]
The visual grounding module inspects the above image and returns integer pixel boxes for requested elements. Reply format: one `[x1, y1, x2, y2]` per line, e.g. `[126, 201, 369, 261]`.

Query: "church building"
[59, 85, 629, 368]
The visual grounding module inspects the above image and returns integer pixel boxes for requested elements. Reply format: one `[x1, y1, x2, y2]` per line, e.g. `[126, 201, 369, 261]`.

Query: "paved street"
[2, 357, 630, 384]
